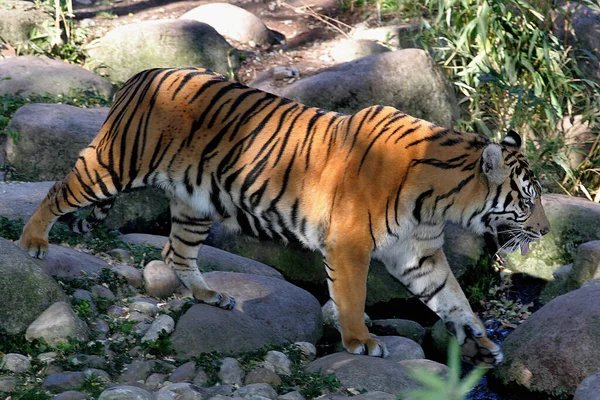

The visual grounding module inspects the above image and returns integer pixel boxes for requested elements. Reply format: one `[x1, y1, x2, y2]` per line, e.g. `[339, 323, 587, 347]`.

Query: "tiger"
[19, 67, 550, 366]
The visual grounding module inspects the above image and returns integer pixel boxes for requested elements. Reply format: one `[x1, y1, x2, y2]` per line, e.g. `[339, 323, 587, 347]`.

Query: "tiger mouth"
[493, 226, 539, 257]
[485, 226, 539, 257]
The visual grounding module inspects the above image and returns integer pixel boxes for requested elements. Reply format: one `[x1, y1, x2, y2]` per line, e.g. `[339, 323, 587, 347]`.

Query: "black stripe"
[420, 276, 448, 303]
[413, 189, 434, 223]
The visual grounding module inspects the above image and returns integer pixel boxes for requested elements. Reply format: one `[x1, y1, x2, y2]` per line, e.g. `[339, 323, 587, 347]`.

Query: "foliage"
[140, 329, 172, 357]
[405, 338, 486, 400]
[71, 298, 95, 320]
[418, 0, 600, 198]
[460, 254, 500, 306]
[81, 373, 107, 398]
[0, 329, 51, 358]
[26, 0, 89, 63]
[192, 351, 222, 386]
[8, 388, 53, 400]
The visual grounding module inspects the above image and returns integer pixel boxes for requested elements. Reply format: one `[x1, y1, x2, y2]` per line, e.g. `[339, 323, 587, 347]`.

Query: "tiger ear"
[482, 143, 510, 184]
[501, 130, 522, 150]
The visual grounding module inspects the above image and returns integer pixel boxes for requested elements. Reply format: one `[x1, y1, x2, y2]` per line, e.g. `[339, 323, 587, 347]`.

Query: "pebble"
[145, 373, 168, 390]
[264, 351, 292, 376]
[278, 391, 305, 400]
[130, 300, 159, 316]
[169, 361, 197, 383]
[234, 383, 278, 400]
[142, 314, 175, 342]
[98, 385, 154, 400]
[0, 376, 18, 393]
[245, 367, 282, 385]
[92, 284, 116, 300]
[112, 264, 143, 288]
[219, 357, 245, 385]
[1, 353, 31, 373]
[294, 342, 317, 361]
[143, 260, 181, 298]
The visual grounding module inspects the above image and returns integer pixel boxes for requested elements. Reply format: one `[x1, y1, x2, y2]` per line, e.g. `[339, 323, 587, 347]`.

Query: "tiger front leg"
[395, 249, 503, 367]
[324, 237, 388, 357]
[163, 199, 235, 309]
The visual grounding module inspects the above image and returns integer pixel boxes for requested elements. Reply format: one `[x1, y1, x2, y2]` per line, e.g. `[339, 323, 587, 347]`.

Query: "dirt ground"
[72, 0, 379, 85]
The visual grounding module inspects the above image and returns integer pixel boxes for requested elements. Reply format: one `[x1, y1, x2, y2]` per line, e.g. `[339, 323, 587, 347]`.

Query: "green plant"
[192, 351, 222, 386]
[460, 254, 500, 306]
[71, 298, 94, 320]
[140, 330, 172, 356]
[0, 329, 51, 357]
[404, 338, 486, 400]
[81, 373, 107, 398]
[418, 0, 600, 198]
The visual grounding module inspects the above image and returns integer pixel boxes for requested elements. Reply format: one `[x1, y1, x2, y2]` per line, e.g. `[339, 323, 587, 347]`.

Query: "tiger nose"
[540, 226, 550, 236]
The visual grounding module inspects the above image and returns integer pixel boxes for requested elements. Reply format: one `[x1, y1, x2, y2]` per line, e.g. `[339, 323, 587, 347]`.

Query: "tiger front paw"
[446, 318, 503, 367]
[195, 289, 237, 310]
[19, 235, 49, 259]
[344, 337, 389, 358]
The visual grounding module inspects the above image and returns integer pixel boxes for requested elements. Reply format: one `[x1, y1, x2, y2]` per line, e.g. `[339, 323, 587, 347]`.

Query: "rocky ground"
[2, 0, 600, 398]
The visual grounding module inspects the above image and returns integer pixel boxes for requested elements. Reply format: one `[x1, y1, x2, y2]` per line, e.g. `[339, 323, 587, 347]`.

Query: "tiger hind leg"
[162, 197, 236, 309]
[20, 150, 120, 258]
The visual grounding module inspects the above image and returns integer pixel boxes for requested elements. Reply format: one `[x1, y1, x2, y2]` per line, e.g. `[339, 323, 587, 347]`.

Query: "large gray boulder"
[492, 282, 600, 397]
[41, 244, 110, 278]
[4, 103, 110, 181]
[119, 233, 284, 280]
[574, 372, 600, 400]
[0, 56, 113, 97]
[180, 3, 282, 46]
[86, 19, 241, 83]
[25, 301, 90, 346]
[251, 49, 459, 127]
[0, 237, 66, 334]
[203, 222, 481, 306]
[0, 180, 169, 235]
[170, 272, 322, 357]
[507, 194, 600, 280]
[0, 1, 49, 47]
[306, 353, 444, 397]
[566, 240, 600, 290]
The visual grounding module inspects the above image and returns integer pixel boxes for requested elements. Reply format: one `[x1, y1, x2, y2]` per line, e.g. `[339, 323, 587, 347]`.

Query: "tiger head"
[478, 130, 550, 257]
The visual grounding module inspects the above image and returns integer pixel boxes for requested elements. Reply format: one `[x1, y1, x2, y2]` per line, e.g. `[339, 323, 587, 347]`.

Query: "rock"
[53, 391, 88, 400]
[553, 264, 573, 280]
[219, 357, 245, 385]
[272, 67, 300, 81]
[204, 385, 234, 398]
[4, 104, 110, 181]
[0, 353, 31, 373]
[379, 336, 425, 362]
[0, 55, 113, 97]
[245, 367, 282, 386]
[329, 39, 390, 63]
[507, 194, 600, 280]
[170, 272, 322, 357]
[193, 369, 209, 386]
[0, 237, 66, 334]
[130, 300, 159, 316]
[112, 265, 143, 288]
[574, 372, 600, 400]
[397, 359, 448, 376]
[107, 248, 132, 263]
[553, 4, 600, 83]
[0, 181, 56, 220]
[322, 392, 396, 400]
[142, 260, 180, 298]
[98, 385, 154, 400]
[120, 233, 284, 279]
[25, 301, 90, 346]
[84, 368, 111, 384]
[87, 20, 241, 83]
[169, 361, 197, 383]
[73, 289, 96, 312]
[0, 376, 18, 393]
[69, 354, 108, 370]
[180, 3, 281, 46]
[118, 360, 175, 384]
[557, 115, 596, 169]
[156, 382, 205, 400]
[264, 351, 292, 376]
[42, 371, 86, 393]
[92, 284, 116, 300]
[142, 314, 175, 342]
[233, 383, 278, 400]
[371, 319, 426, 344]
[107, 305, 125, 317]
[306, 353, 421, 397]
[278, 391, 305, 400]
[145, 373, 167, 390]
[41, 244, 109, 279]
[294, 342, 317, 361]
[0, 2, 49, 47]
[322, 299, 371, 334]
[202, 222, 476, 307]
[492, 283, 600, 397]
[127, 311, 152, 323]
[350, 24, 421, 48]
[251, 49, 458, 127]
[567, 241, 600, 290]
